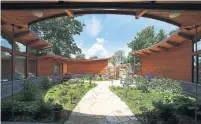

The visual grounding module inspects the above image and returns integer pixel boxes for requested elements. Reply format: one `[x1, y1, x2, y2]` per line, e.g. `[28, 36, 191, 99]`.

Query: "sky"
[72, 14, 178, 59]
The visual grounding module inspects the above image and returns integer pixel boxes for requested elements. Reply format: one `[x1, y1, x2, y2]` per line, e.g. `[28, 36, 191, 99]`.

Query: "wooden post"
[11, 24, 15, 120]
[26, 46, 28, 78]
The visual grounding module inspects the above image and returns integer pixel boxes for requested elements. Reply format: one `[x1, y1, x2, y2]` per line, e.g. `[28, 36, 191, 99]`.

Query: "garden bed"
[110, 76, 201, 124]
[1, 77, 97, 123]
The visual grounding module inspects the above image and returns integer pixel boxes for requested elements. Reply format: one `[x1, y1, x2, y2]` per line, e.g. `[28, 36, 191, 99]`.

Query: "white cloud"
[84, 16, 102, 37]
[87, 38, 108, 58]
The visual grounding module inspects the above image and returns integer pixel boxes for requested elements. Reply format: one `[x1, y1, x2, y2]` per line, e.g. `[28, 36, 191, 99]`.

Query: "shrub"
[61, 73, 72, 82]
[171, 95, 196, 117]
[134, 76, 182, 94]
[53, 103, 63, 111]
[41, 77, 53, 90]
[68, 78, 82, 84]
[34, 100, 53, 120]
[150, 78, 182, 94]
[24, 80, 36, 101]
[134, 76, 150, 93]
[1, 100, 37, 120]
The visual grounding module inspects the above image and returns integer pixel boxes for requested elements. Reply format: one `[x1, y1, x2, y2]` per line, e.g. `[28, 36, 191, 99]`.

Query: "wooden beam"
[37, 44, 49, 49]
[157, 46, 168, 51]
[1, 16, 28, 28]
[14, 31, 30, 38]
[142, 51, 151, 55]
[26, 39, 39, 45]
[166, 41, 180, 47]
[136, 10, 147, 19]
[178, 32, 194, 40]
[149, 49, 160, 53]
[64, 10, 73, 17]
[1, 21, 6, 25]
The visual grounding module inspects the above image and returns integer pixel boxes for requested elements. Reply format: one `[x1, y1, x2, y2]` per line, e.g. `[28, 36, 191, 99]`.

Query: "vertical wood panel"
[37, 59, 54, 76]
[66, 60, 108, 74]
[141, 41, 192, 82]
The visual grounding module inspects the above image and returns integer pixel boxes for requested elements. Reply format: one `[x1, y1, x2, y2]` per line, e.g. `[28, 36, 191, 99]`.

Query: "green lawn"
[44, 82, 97, 123]
[109, 86, 166, 114]
[2, 81, 97, 123]
[110, 86, 201, 124]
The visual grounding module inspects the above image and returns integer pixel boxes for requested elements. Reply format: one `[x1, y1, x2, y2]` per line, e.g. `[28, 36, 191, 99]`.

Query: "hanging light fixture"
[33, 10, 43, 17]
[169, 11, 180, 18]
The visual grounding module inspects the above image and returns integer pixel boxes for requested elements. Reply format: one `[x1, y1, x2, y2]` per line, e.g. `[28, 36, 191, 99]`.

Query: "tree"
[128, 26, 156, 65]
[114, 50, 126, 65]
[155, 29, 166, 43]
[30, 17, 85, 58]
[168, 28, 178, 36]
[76, 53, 85, 59]
[128, 26, 167, 65]
[90, 56, 98, 59]
[109, 57, 117, 66]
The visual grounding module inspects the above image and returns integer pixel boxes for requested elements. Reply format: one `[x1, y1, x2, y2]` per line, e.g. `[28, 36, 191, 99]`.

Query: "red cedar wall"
[141, 41, 192, 82]
[37, 59, 54, 76]
[66, 60, 108, 74]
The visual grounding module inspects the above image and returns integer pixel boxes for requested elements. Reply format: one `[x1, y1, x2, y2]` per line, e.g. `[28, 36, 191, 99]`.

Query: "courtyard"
[1, 1, 201, 124]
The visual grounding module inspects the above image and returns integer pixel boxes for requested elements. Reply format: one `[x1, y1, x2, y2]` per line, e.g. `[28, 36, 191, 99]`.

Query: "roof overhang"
[38, 54, 111, 63]
[132, 26, 201, 56]
[1, 1, 201, 29]
[1, 23, 52, 49]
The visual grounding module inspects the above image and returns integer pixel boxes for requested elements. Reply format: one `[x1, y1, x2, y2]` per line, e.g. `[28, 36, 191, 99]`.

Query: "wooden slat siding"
[66, 60, 108, 74]
[37, 59, 54, 76]
[141, 40, 192, 82]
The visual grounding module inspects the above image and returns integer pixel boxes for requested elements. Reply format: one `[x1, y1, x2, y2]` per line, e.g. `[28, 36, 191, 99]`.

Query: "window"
[28, 47, 37, 55]
[1, 35, 12, 49]
[15, 55, 26, 80]
[194, 40, 201, 52]
[16, 42, 26, 53]
[53, 63, 59, 74]
[28, 58, 36, 77]
[1, 51, 12, 82]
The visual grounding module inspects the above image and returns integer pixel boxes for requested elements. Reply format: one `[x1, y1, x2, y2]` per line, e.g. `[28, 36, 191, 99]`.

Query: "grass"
[109, 86, 165, 114]
[2, 81, 97, 123]
[44, 82, 97, 122]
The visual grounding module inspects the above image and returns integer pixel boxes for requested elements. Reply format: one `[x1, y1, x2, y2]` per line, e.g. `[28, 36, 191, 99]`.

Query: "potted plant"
[53, 103, 63, 120]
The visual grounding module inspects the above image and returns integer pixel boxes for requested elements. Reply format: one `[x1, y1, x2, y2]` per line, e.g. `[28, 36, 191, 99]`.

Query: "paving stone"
[117, 116, 130, 122]
[65, 80, 137, 124]
[105, 116, 121, 123]
[96, 118, 109, 124]
[120, 120, 142, 124]
[128, 116, 138, 121]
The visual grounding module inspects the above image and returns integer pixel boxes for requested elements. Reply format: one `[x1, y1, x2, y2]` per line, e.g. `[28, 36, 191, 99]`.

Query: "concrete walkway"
[65, 80, 141, 124]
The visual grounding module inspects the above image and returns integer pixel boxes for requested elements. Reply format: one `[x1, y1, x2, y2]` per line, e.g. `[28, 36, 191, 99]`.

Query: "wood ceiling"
[1, 1, 201, 50]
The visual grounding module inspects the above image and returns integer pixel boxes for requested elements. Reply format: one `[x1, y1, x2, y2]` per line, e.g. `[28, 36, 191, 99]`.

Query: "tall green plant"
[24, 80, 36, 101]
[41, 77, 53, 90]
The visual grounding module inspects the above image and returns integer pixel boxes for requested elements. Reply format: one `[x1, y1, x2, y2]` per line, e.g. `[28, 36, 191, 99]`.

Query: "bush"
[53, 103, 63, 111]
[134, 76, 182, 94]
[34, 100, 53, 120]
[150, 78, 182, 94]
[24, 80, 36, 101]
[61, 73, 72, 82]
[135, 76, 151, 93]
[171, 95, 197, 117]
[41, 77, 53, 90]
[67, 78, 82, 84]
[1, 100, 37, 120]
